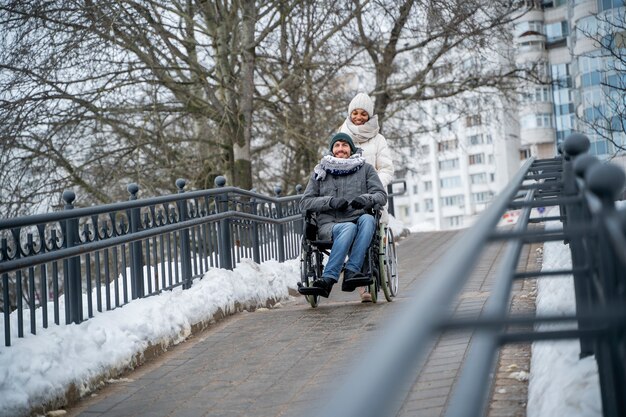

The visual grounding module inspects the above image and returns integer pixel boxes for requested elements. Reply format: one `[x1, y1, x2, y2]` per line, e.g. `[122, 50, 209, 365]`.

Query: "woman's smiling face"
[350, 108, 369, 126]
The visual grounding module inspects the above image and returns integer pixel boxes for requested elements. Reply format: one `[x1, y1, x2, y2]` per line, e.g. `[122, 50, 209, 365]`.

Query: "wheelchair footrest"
[342, 276, 373, 291]
[297, 286, 327, 296]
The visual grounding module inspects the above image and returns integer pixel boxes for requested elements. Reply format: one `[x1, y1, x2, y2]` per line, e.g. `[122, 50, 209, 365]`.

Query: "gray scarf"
[313, 149, 366, 181]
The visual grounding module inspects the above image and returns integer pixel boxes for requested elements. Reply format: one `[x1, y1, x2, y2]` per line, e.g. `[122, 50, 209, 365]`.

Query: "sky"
[0, 215, 602, 417]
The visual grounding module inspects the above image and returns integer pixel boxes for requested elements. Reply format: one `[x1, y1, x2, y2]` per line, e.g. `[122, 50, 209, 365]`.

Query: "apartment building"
[392, 96, 521, 230]
[393, 0, 626, 230]
[518, 0, 626, 158]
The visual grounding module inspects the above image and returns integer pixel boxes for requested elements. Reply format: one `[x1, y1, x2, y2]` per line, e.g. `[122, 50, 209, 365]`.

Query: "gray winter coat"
[299, 162, 387, 240]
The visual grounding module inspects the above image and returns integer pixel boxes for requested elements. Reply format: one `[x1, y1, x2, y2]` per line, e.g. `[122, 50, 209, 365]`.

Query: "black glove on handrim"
[350, 195, 370, 209]
[329, 197, 349, 211]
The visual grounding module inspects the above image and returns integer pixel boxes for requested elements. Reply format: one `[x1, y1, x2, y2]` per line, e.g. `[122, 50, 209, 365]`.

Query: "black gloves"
[330, 196, 371, 210]
[350, 195, 370, 209]
[329, 198, 349, 210]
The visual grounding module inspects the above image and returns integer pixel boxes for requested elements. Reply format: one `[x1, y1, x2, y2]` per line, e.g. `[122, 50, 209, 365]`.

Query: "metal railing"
[0, 176, 303, 346]
[319, 133, 626, 417]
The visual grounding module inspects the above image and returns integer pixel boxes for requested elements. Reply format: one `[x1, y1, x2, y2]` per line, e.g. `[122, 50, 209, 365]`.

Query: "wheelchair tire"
[300, 238, 319, 308]
[379, 224, 393, 302]
[384, 228, 399, 297]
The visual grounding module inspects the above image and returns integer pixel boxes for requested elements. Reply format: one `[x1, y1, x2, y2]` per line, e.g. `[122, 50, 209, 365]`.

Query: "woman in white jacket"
[339, 92, 394, 302]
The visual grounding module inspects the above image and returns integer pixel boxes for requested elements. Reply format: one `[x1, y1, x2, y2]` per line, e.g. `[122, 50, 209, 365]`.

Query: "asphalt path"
[67, 229, 532, 417]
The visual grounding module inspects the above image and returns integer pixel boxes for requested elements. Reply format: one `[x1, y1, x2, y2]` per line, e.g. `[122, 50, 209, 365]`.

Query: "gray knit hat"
[329, 132, 357, 154]
[348, 92, 374, 116]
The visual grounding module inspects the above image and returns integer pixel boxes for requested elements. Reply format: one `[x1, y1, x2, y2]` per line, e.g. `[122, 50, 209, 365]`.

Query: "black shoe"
[312, 277, 335, 298]
[342, 269, 372, 292]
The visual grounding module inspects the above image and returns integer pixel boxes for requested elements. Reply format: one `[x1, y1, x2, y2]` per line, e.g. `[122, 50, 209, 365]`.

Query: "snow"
[0, 259, 300, 417]
[0, 214, 603, 417]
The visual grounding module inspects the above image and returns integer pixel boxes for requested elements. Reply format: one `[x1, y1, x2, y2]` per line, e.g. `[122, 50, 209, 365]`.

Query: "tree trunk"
[235, 0, 255, 190]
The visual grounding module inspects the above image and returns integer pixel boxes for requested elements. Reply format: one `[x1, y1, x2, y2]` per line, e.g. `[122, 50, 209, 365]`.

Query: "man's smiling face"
[332, 140, 352, 159]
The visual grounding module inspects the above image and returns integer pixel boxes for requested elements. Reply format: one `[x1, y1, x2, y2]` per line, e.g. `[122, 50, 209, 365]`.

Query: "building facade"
[393, 0, 626, 231]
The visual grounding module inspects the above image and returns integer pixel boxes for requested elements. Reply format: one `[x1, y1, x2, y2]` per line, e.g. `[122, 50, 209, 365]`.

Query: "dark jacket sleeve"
[362, 164, 387, 208]
[299, 174, 333, 214]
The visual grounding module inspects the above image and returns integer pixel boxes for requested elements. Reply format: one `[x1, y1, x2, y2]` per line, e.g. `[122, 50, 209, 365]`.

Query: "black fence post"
[127, 183, 144, 299]
[295, 184, 303, 240]
[215, 176, 233, 270]
[250, 189, 261, 264]
[562, 134, 594, 358]
[176, 179, 193, 289]
[274, 185, 285, 263]
[585, 162, 626, 417]
[62, 191, 82, 324]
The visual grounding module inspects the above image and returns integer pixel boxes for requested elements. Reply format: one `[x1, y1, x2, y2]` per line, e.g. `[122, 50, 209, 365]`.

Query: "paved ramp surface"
[68, 230, 534, 417]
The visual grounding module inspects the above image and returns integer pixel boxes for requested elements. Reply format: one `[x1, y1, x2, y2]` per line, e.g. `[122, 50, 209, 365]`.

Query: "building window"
[437, 139, 459, 152]
[472, 191, 494, 203]
[468, 134, 485, 145]
[412, 185, 418, 194]
[420, 162, 431, 174]
[440, 176, 462, 188]
[470, 173, 488, 184]
[520, 148, 532, 160]
[441, 195, 464, 208]
[424, 198, 434, 212]
[490, 173, 496, 182]
[520, 113, 554, 129]
[445, 216, 463, 227]
[516, 20, 543, 36]
[545, 21, 569, 42]
[439, 158, 460, 170]
[469, 153, 485, 165]
[421, 144, 430, 155]
[423, 181, 432, 191]
[598, 0, 624, 11]
[466, 115, 482, 127]
[522, 87, 551, 103]
[414, 203, 419, 213]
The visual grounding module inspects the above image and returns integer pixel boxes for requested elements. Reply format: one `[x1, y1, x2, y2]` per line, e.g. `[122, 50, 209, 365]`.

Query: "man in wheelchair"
[298, 132, 387, 298]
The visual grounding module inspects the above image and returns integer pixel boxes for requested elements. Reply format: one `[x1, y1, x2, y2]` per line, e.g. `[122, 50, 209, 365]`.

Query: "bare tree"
[0, 0, 289, 216]
[345, 0, 526, 146]
[252, 0, 361, 191]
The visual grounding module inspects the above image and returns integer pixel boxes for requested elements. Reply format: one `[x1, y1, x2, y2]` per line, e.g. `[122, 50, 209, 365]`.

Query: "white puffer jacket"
[339, 123, 394, 189]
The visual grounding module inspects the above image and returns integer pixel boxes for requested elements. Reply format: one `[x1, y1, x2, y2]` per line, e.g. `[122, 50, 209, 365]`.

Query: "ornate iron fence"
[0, 176, 303, 346]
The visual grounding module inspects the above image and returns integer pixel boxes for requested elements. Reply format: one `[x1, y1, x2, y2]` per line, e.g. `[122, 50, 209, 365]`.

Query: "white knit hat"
[348, 92, 374, 116]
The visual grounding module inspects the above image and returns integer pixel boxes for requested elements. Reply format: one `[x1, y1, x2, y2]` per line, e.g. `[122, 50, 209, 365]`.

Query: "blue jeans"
[322, 214, 375, 281]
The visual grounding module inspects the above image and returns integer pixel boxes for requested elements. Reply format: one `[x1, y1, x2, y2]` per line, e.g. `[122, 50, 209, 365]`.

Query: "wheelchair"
[297, 207, 399, 308]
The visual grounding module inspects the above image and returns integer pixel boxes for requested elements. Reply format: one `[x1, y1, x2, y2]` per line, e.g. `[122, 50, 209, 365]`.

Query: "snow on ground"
[0, 259, 300, 417]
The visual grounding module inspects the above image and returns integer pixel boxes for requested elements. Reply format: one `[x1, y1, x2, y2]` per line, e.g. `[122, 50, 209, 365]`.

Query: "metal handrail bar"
[513, 266, 590, 279]
[489, 224, 595, 241]
[445, 185, 536, 417]
[0, 186, 301, 230]
[528, 215, 564, 222]
[508, 195, 582, 208]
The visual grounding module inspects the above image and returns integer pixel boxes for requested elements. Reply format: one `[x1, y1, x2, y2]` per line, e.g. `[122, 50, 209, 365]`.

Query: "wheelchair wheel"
[379, 223, 393, 302]
[384, 227, 399, 297]
[300, 238, 320, 308]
